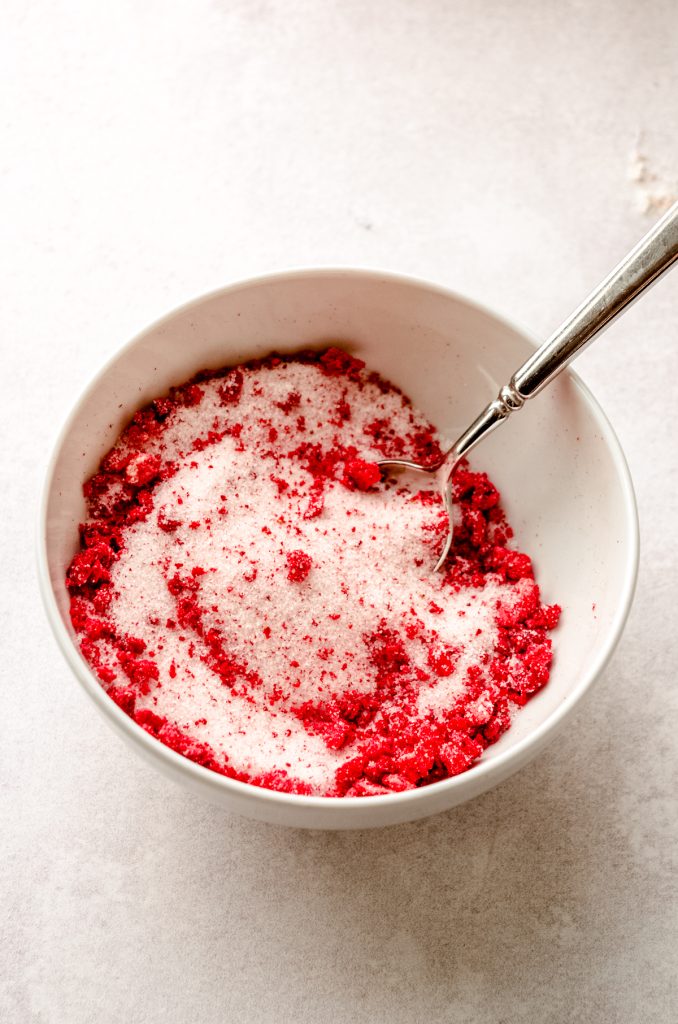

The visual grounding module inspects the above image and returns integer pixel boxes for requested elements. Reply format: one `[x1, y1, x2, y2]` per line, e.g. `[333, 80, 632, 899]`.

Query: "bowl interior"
[42, 271, 637, 822]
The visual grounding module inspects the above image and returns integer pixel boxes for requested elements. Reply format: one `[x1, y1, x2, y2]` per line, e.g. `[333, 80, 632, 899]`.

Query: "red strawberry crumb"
[125, 453, 162, 487]
[286, 550, 312, 582]
[318, 347, 365, 379]
[218, 370, 244, 405]
[180, 384, 204, 407]
[275, 390, 302, 413]
[342, 457, 382, 491]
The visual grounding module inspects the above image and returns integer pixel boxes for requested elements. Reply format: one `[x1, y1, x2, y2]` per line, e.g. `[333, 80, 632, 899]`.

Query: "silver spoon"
[379, 201, 678, 571]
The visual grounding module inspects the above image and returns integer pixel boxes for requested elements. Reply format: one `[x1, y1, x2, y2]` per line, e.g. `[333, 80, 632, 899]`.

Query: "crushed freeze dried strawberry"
[217, 369, 244, 405]
[342, 457, 382, 491]
[286, 550, 312, 582]
[125, 453, 162, 487]
[318, 347, 365, 379]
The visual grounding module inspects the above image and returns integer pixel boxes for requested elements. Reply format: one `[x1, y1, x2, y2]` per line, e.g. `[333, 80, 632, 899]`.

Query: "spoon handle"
[513, 199, 678, 399]
[447, 200, 678, 467]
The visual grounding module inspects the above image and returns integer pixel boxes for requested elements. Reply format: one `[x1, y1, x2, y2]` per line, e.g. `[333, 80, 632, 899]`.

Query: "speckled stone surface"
[2, 2, 677, 1021]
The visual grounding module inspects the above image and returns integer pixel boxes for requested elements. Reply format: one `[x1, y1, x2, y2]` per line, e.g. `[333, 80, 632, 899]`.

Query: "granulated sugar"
[67, 348, 560, 797]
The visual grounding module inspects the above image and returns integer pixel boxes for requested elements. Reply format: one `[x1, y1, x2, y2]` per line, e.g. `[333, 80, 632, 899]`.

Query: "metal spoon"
[379, 201, 678, 570]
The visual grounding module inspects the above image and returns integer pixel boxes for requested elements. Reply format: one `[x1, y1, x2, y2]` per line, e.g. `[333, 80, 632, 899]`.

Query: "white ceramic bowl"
[38, 270, 639, 829]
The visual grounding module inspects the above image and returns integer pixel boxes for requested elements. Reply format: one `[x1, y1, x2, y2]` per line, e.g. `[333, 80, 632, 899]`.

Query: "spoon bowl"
[377, 457, 458, 570]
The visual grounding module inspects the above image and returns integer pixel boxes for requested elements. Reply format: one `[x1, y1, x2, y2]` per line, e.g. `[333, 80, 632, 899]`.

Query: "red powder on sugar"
[66, 348, 560, 797]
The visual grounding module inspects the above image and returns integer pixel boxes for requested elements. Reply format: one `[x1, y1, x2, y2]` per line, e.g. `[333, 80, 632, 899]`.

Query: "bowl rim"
[37, 266, 640, 814]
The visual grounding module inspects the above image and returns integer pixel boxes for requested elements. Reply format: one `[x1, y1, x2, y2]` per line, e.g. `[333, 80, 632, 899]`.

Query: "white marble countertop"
[2, 2, 677, 1020]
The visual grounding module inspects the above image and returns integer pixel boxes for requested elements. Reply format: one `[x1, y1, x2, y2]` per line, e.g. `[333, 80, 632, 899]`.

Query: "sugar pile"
[66, 349, 560, 797]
